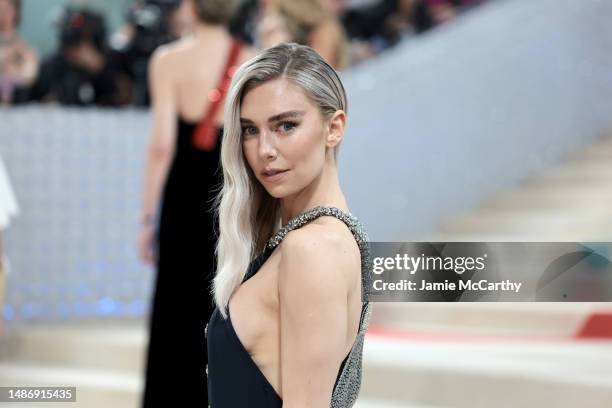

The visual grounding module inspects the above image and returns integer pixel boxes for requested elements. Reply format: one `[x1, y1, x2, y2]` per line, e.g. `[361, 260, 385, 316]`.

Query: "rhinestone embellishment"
[267, 206, 364, 248]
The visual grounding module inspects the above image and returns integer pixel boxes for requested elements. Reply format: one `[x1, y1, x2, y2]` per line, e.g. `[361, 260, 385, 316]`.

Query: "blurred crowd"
[0, 0, 487, 107]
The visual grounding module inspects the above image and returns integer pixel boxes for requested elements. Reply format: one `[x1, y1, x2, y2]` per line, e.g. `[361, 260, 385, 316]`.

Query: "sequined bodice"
[207, 206, 372, 408]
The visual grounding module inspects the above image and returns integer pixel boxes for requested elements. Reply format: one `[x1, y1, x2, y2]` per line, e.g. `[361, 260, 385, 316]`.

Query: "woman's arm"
[138, 47, 177, 264]
[278, 225, 356, 407]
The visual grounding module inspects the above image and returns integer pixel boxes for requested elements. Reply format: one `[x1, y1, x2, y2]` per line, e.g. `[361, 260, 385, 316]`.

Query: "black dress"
[207, 206, 372, 407]
[207, 247, 284, 407]
[142, 118, 222, 407]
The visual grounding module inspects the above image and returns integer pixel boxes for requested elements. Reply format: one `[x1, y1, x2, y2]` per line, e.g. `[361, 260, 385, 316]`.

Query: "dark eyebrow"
[240, 110, 305, 125]
[268, 110, 305, 122]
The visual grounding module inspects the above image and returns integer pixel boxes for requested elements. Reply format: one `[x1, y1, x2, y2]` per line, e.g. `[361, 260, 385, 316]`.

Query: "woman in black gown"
[137, 0, 253, 406]
[206, 43, 372, 407]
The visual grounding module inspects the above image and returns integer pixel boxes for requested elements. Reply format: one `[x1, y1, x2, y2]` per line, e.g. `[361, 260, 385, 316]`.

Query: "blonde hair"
[192, 0, 240, 25]
[212, 43, 348, 318]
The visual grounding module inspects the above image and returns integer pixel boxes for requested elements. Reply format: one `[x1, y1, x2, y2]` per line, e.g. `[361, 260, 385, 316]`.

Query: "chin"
[261, 182, 302, 199]
[264, 186, 290, 199]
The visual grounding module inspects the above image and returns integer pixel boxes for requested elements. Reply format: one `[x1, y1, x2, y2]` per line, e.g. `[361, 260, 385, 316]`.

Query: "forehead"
[240, 78, 317, 120]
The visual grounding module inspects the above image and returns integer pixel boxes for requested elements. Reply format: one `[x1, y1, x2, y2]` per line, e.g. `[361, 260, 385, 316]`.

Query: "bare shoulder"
[149, 38, 193, 71]
[149, 45, 173, 76]
[278, 218, 361, 292]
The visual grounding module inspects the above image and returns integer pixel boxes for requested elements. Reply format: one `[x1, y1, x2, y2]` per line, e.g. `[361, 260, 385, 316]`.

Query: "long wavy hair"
[212, 42, 348, 318]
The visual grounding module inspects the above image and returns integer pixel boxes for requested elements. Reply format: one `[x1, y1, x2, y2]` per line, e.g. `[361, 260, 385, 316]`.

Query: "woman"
[137, 0, 254, 406]
[0, 0, 38, 105]
[206, 43, 372, 407]
[258, 0, 350, 70]
[0, 152, 19, 335]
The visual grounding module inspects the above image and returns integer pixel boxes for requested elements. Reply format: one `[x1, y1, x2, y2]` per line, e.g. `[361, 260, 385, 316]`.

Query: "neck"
[279, 157, 348, 225]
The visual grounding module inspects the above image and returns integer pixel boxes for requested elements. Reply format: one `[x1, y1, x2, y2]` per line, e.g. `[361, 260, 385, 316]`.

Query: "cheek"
[287, 129, 327, 174]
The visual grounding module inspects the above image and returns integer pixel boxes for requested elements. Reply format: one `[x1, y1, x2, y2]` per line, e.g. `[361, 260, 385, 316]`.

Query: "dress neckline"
[226, 305, 283, 400]
[226, 297, 354, 404]
[226, 247, 280, 398]
[266, 206, 365, 250]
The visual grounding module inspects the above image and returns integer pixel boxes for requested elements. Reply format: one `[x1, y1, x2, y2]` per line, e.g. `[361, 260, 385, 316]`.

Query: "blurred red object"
[576, 312, 612, 339]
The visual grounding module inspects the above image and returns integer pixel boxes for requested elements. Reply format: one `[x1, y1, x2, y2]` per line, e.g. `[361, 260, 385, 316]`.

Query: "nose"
[258, 130, 277, 160]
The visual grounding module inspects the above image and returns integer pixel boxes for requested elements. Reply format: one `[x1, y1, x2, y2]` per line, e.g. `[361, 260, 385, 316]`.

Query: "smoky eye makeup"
[241, 125, 258, 137]
[240, 110, 305, 137]
[276, 121, 299, 133]
[240, 118, 257, 137]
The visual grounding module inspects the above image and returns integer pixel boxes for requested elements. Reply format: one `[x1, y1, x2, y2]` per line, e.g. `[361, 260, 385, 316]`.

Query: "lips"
[261, 169, 289, 182]
[262, 169, 287, 176]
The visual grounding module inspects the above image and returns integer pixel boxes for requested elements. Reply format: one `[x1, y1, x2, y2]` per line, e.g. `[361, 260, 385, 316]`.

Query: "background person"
[111, 0, 193, 106]
[0, 152, 19, 335]
[137, 0, 255, 405]
[257, 0, 350, 70]
[0, 0, 38, 105]
[29, 8, 127, 106]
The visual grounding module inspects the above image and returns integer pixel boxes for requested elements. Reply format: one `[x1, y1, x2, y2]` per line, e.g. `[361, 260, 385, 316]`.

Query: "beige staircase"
[360, 334, 612, 408]
[0, 320, 145, 408]
[372, 134, 612, 339]
[436, 134, 612, 242]
[360, 135, 612, 407]
[1, 317, 611, 408]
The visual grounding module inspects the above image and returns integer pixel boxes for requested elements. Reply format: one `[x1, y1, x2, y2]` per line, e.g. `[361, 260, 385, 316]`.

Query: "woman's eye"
[279, 122, 297, 133]
[242, 126, 257, 137]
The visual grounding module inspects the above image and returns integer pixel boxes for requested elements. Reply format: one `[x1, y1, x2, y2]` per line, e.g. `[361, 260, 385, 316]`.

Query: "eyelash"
[279, 121, 298, 133]
[242, 126, 258, 137]
[241, 121, 299, 137]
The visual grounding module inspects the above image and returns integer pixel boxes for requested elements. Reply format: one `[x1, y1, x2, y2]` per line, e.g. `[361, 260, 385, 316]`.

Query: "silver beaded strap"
[266, 206, 372, 324]
[266, 206, 367, 251]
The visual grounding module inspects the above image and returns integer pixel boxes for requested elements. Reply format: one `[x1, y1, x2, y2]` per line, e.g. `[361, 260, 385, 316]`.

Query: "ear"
[325, 110, 346, 148]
